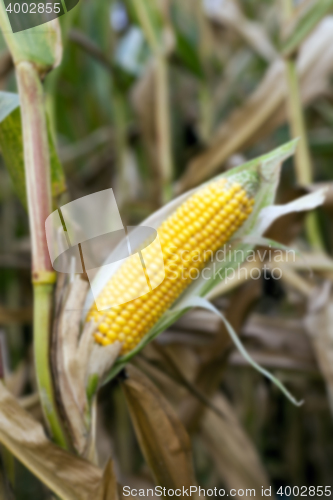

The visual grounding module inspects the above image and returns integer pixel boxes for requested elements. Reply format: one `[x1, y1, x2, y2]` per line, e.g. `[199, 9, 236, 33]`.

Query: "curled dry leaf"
[177, 17, 333, 192]
[54, 276, 90, 454]
[94, 459, 120, 500]
[201, 394, 272, 500]
[0, 381, 115, 500]
[121, 364, 199, 494]
[54, 275, 122, 455]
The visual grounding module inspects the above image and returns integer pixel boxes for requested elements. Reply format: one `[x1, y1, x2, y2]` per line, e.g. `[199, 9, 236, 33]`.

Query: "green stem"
[282, 0, 324, 251]
[285, 60, 312, 186]
[16, 62, 68, 448]
[34, 283, 68, 448]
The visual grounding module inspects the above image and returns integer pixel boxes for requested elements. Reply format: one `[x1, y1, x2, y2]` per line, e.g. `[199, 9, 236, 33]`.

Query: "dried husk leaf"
[54, 276, 90, 454]
[54, 276, 122, 455]
[122, 365, 198, 493]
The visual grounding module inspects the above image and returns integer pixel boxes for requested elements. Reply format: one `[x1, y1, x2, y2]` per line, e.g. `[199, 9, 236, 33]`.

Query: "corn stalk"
[0, 6, 67, 447]
[16, 62, 67, 448]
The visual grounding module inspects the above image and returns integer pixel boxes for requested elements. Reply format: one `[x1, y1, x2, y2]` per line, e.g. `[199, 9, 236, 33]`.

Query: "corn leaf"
[0, 93, 66, 209]
[181, 296, 303, 406]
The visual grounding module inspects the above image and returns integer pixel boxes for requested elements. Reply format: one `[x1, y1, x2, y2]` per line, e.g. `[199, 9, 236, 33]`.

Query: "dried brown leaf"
[0, 381, 107, 500]
[54, 276, 90, 454]
[53, 275, 121, 455]
[121, 364, 197, 491]
[95, 459, 119, 500]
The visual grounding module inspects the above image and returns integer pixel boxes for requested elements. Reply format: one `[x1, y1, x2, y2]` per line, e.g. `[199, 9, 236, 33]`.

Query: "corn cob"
[86, 178, 255, 355]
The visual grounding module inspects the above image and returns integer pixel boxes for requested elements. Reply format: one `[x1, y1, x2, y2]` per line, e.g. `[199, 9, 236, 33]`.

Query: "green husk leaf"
[180, 297, 303, 407]
[0, 95, 66, 209]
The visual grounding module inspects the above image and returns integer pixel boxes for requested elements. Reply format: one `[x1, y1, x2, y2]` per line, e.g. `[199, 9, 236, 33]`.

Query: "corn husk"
[84, 140, 327, 395]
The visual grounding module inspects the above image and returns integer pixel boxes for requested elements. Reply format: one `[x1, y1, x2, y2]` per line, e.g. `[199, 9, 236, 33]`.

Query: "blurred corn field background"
[0, 0, 333, 498]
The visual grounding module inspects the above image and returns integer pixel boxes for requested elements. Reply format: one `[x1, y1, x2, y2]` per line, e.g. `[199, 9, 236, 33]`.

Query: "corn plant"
[0, 0, 332, 498]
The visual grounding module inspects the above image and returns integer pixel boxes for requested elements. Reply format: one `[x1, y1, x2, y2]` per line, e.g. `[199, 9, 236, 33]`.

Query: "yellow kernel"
[98, 322, 109, 334]
[115, 316, 126, 326]
[107, 332, 117, 341]
[101, 337, 112, 346]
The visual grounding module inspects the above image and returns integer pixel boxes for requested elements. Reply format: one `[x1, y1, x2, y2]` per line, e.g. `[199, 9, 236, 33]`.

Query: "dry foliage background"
[0, 0, 332, 498]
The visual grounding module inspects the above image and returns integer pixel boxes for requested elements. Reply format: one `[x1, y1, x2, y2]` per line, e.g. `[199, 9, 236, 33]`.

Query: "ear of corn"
[86, 178, 255, 355]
